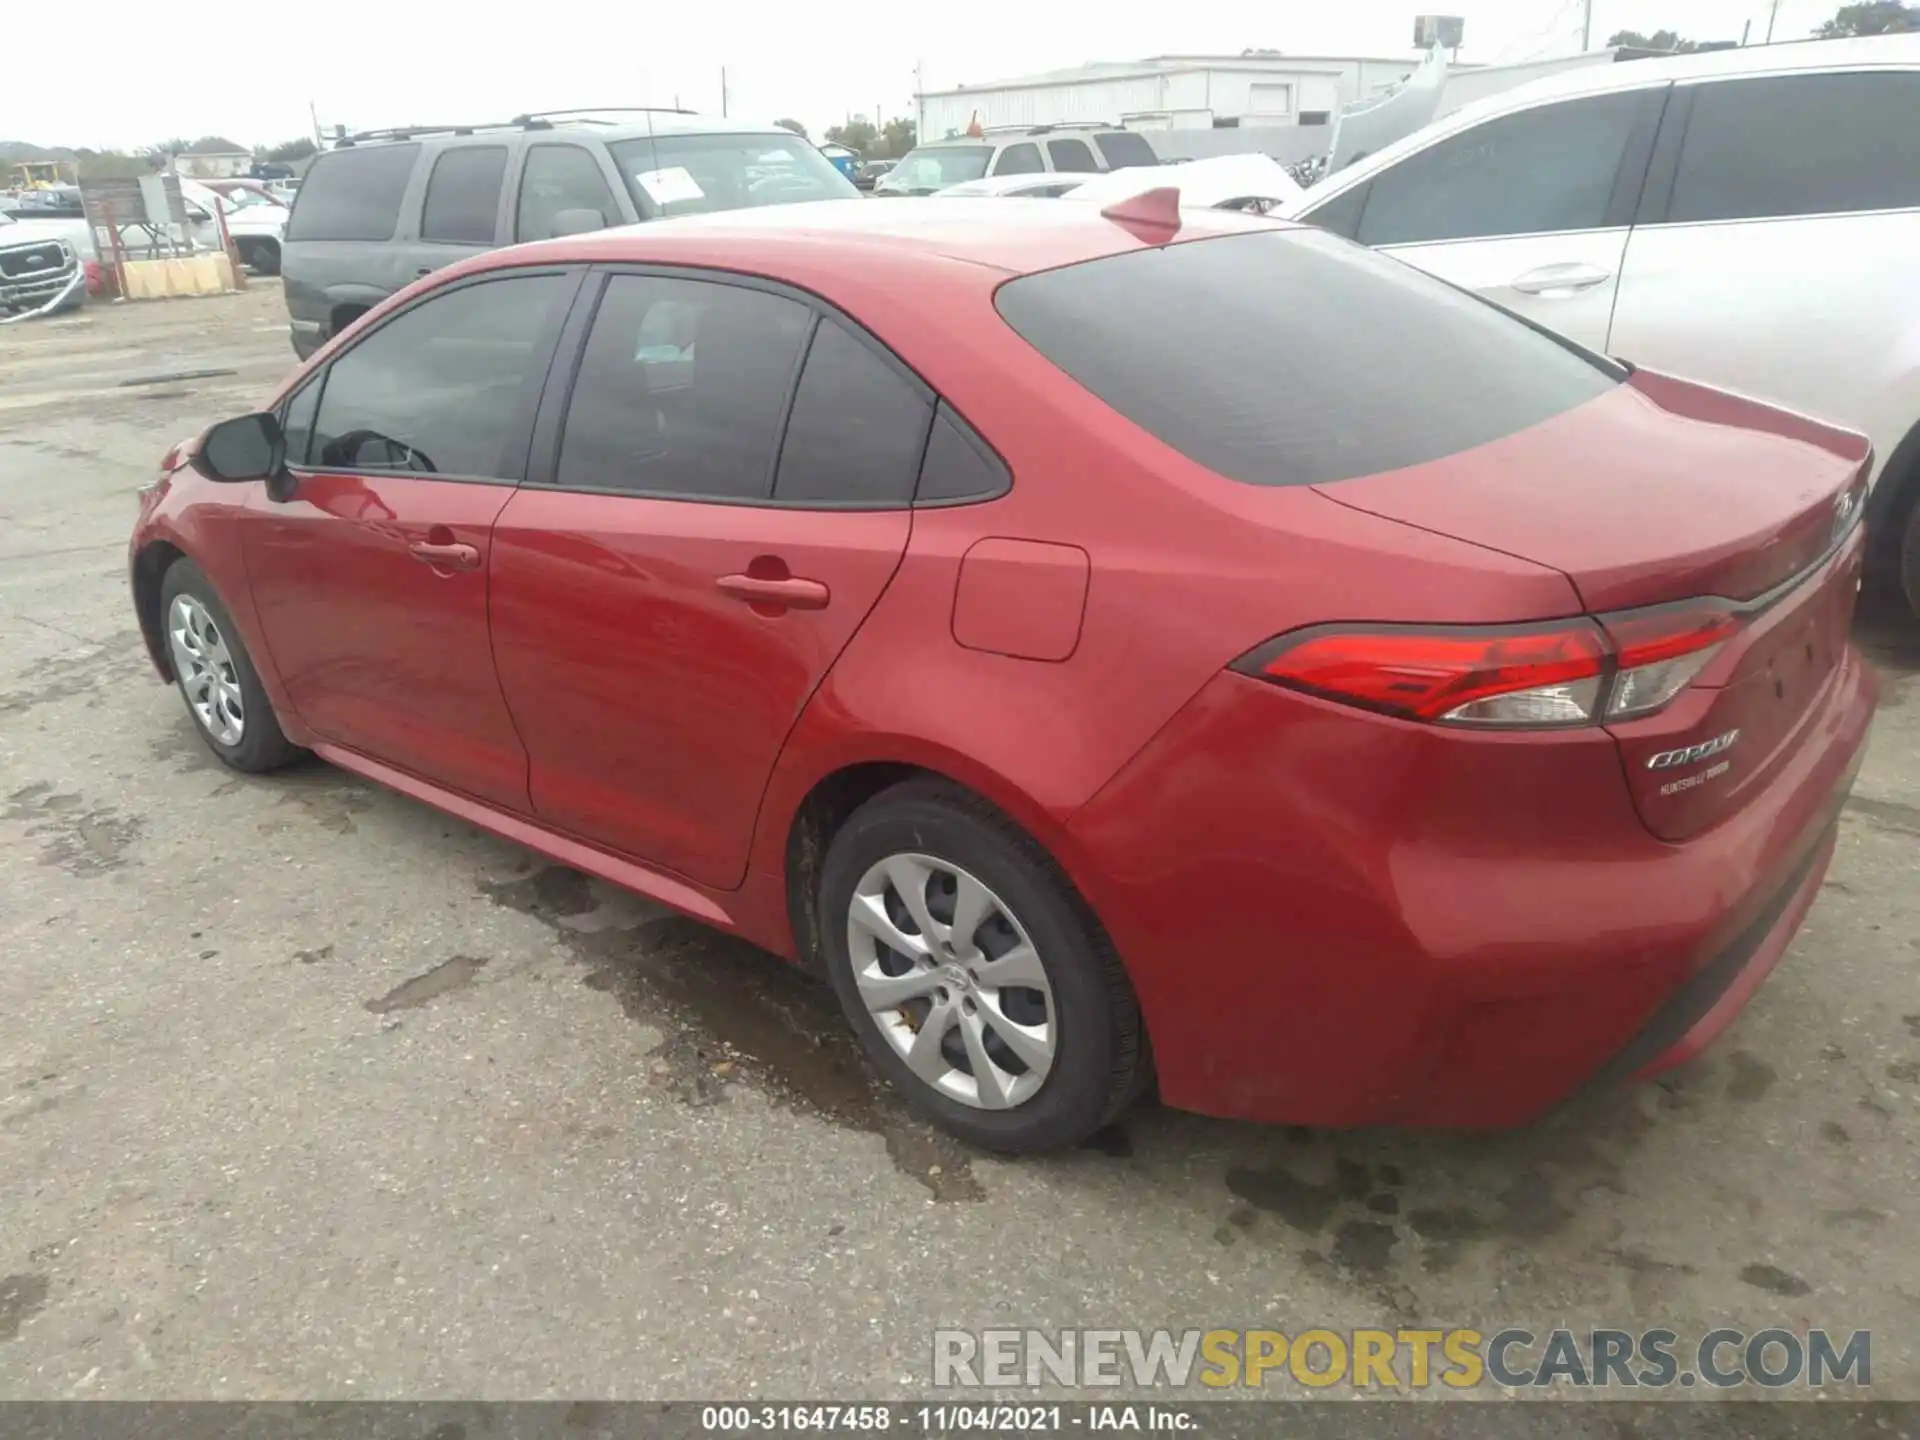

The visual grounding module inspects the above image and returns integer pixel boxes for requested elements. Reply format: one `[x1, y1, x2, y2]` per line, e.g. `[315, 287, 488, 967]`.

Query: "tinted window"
[1095, 132, 1158, 168]
[558, 274, 811, 499]
[310, 275, 569, 479]
[1047, 139, 1099, 172]
[605, 133, 856, 219]
[286, 144, 419, 242]
[517, 145, 621, 242]
[1304, 180, 1370, 240]
[878, 145, 993, 193]
[1666, 72, 1920, 223]
[1355, 91, 1644, 245]
[917, 404, 1011, 504]
[282, 380, 321, 465]
[994, 143, 1044, 176]
[420, 146, 506, 244]
[995, 229, 1620, 486]
[775, 322, 933, 505]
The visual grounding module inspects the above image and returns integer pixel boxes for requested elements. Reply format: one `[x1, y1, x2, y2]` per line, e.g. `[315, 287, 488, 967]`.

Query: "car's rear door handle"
[1509, 263, 1613, 296]
[717, 573, 830, 610]
[409, 541, 480, 571]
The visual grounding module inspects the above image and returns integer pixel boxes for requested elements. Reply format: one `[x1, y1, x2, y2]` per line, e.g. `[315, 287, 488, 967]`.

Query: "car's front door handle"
[717, 573, 831, 611]
[409, 541, 480, 571]
[1509, 263, 1613, 297]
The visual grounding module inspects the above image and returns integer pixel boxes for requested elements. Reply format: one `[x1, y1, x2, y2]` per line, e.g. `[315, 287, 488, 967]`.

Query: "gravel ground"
[1, 286, 1917, 1403]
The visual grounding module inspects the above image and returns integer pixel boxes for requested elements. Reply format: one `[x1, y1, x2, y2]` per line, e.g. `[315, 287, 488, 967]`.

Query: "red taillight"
[1236, 603, 1745, 729]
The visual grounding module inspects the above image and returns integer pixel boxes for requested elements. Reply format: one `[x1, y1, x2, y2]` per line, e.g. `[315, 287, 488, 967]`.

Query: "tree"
[881, 117, 917, 158]
[773, 118, 808, 139]
[262, 137, 318, 163]
[1814, 1, 1919, 34]
[1607, 28, 1698, 51]
[824, 119, 878, 156]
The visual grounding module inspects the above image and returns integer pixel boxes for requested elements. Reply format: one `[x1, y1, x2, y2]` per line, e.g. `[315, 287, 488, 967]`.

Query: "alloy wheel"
[846, 853, 1056, 1109]
[167, 593, 245, 746]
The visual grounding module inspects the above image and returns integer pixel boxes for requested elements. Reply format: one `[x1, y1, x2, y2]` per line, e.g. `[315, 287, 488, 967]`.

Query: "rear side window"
[917, 404, 1010, 504]
[558, 274, 811, 499]
[994, 228, 1621, 487]
[420, 146, 507, 244]
[994, 143, 1044, 176]
[517, 145, 621, 241]
[1047, 139, 1099, 172]
[1354, 91, 1645, 245]
[1665, 71, 1920, 223]
[1303, 181, 1370, 240]
[775, 321, 933, 506]
[1095, 132, 1157, 168]
[286, 144, 419, 242]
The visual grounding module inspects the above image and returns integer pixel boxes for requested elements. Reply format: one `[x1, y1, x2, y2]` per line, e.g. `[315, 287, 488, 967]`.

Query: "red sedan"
[130, 196, 1877, 1152]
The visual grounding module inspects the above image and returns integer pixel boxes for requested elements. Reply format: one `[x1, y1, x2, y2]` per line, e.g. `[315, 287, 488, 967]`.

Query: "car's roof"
[489, 195, 1282, 278]
[1445, 31, 1918, 109]
[332, 113, 804, 152]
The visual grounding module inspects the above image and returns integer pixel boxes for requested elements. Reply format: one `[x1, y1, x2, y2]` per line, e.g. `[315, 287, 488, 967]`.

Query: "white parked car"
[1067, 152, 1305, 212]
[180, 178, 287, 275]
[1276, 34, 1920, 613]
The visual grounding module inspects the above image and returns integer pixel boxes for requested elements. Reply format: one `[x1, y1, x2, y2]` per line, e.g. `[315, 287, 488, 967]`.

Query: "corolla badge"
[1647, 730, 1741, 770]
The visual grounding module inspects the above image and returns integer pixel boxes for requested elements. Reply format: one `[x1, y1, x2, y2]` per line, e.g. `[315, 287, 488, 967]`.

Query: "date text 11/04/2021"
[701, 1407, 1193, 1432]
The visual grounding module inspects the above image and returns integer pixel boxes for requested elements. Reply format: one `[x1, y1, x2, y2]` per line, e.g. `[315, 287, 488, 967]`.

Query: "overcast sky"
[2, 0, 1843, 151]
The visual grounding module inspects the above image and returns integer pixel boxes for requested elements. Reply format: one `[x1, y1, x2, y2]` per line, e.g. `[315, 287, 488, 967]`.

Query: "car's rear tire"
[818, 777, 1147, 1152]
[245, 239, 281, 277]
[158, 559, 301, 774]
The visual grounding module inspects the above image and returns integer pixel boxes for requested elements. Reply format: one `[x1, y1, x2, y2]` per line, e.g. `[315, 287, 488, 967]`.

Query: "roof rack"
[335, 107, 700, 146]
[513, 107, 698, 123]
[977, 121, 1121, 136]
[337, 121, 531, 146]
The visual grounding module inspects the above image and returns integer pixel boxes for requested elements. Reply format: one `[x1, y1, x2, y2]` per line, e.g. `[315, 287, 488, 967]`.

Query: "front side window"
[995, 228, 1621, 487]
[994, 143, 1045, 176]
[1046, 139, 1098, 172]
[309, 274, 571, 479]
[605, 133, 857, 219]
[557, 274, 811, 499]
[1665, 71, 1920, 224]
[517, 145, 621, 242]
[1095, 131, 1157, 168]
[1354, 90, 1646, 246]
[420, 146, 507, 245]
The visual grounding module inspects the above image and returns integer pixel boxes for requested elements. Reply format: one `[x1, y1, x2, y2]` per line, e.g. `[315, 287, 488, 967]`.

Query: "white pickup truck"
[0, 208, 87, 320]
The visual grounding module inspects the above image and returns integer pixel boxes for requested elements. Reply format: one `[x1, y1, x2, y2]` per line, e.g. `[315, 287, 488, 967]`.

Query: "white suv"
[1278, 34, 1920, 615]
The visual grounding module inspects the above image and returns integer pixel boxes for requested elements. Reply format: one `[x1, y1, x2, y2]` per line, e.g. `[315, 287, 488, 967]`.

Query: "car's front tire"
[1902, 491, 1920, 621]
[159, 559, 301, 773]
[819, 778, 1148, 1152]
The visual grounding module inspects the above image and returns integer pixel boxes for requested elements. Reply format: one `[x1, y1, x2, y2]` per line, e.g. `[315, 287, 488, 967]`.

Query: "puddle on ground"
[480, 865, 983, 1200]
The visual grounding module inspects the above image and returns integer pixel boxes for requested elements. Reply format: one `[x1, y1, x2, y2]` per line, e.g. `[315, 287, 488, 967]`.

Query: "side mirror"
[193, 412, 289, 491]
[549, 208, 608, 238]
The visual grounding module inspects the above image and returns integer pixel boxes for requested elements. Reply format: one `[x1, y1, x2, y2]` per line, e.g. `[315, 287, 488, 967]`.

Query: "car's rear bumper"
[1066, 642, 1877, 1128]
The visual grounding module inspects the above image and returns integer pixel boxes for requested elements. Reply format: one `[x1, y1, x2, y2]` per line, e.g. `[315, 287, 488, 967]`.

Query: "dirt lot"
[1, 286, 1918, 1401]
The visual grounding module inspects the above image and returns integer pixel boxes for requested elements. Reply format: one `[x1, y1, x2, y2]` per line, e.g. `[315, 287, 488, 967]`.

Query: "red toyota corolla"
[130, 197, 1876, 1152]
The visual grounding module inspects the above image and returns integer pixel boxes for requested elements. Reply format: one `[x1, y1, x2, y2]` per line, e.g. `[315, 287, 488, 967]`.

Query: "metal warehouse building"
[915, 50, 1625, 141]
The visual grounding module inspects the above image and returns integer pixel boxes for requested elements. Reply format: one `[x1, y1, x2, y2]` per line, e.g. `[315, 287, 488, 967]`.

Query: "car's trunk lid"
[1316, 369, 1871, 840]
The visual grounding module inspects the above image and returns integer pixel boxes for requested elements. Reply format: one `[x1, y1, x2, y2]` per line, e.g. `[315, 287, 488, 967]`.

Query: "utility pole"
[309, 101, 322, 147]
[720, 67, 728, 117]
[1581, 0, 1593, 51]
[1765, 0, 1781, 42]
[914, 58, 925, 142]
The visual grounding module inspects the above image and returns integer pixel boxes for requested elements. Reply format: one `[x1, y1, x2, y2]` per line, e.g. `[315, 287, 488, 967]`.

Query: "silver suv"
[282, 108, 859, 359]
[875, 124, 1159, 196]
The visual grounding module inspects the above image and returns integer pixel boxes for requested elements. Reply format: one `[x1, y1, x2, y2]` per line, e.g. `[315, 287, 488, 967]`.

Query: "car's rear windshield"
[877, 146, 993, 194]
[606, 133, 857, 218]
[994, 227, 1623, 486]
[286, 144, 420, 242]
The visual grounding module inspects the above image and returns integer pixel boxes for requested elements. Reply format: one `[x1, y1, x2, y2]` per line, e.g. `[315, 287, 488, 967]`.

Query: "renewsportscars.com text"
[933, 1327, 1871, 1390]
